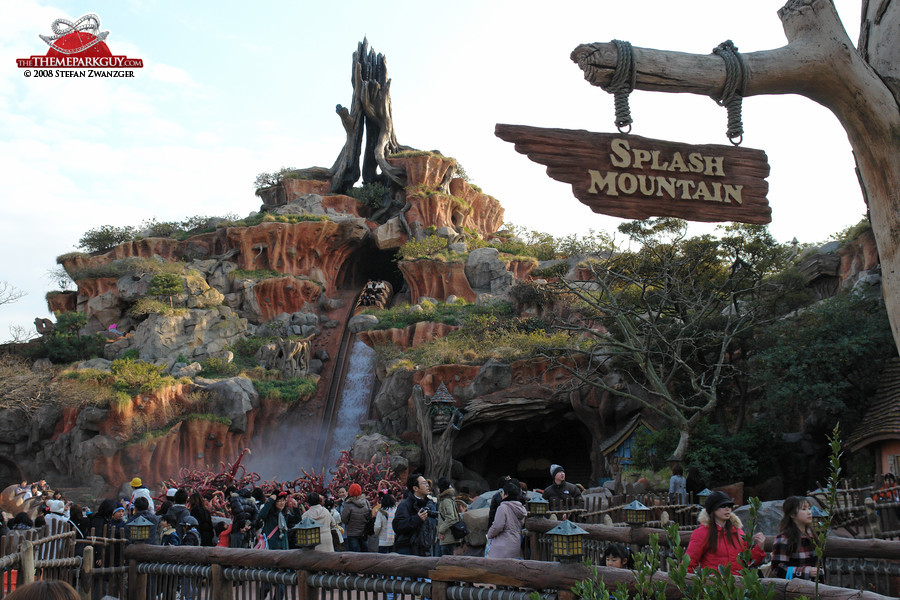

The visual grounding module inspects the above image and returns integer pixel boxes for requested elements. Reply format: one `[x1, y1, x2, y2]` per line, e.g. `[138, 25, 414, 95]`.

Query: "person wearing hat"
[541, 464, 583, 508]
[686, 490, 766, 575]
[129, 477, 155, 513]
[257, 491, 300, 551]
[436, 477, 463, 556]
[341, 483, 372, 552]
[43, 499, 73, 558]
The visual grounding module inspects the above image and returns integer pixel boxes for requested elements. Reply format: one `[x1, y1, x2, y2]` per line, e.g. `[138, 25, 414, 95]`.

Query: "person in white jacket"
[373, 492, 397, 553]
[301, 492, 337, 552]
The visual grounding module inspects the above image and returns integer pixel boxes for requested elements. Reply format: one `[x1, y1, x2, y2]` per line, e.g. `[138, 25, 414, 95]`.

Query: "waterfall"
[324, 338, 376, 472]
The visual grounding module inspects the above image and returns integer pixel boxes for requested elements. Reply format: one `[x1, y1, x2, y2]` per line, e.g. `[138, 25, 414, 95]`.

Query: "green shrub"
[78, 225, 138, 253]
[56, 251, 89, 264]
[128, 298, 186, 318]
[230, 213, 331, 227]
[363, 300, 502, 330]
[398, 235, 449, 260]
[36, 312, 105, 364]
[109, 358, 175, 396]
[349, 182, 388, 208]
[253, 377, 318, 404]
[180, 413, 232, 427]
[149, 273, 184, 307]
[531, 262, 569, 278]
[200, 357, 240, 378]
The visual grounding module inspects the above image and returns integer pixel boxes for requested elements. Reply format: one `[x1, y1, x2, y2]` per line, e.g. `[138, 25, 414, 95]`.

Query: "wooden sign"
[495, 124, 771, 224]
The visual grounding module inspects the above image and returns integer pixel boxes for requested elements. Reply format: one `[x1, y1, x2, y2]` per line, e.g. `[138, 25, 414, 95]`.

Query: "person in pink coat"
[486, 481, 527, 559]
[686, 491, 766, 575]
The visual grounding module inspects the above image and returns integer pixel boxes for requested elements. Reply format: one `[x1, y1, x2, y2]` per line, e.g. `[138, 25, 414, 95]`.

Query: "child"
[771, 496, 823, 581]
[181, 516, 201, 546]
[602, 543, 634, 569]
[160, 514, 180, 546]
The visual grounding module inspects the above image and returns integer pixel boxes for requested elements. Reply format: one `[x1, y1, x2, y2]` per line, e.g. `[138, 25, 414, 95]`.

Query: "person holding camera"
[392, 474, 436, 556]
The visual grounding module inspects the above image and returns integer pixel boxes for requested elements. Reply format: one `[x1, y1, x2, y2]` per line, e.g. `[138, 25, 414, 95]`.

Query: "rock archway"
[335, 243, 405, 294]
[455, 412, 593, 491]
[0, 458, 23, 491]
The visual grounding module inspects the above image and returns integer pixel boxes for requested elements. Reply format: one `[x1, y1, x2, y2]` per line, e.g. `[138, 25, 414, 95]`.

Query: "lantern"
[622, 500, 651, 526]
[127, 515, 155, 543]
[697, 488, 713, 506]
[527, 496, 550, 516]
[547, 520, 588, 563]
[290, 516, 321, 549]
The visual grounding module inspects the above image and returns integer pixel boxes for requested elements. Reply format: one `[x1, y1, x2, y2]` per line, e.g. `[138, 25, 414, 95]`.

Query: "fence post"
[529, 530, 540, 561]
[297, 569, 316, 600]
[79, 546, 94, 600]
[129, 559, 146, 600]
[865, 497, 882, 538]
[19, 540, 34, 585]
[210, 563, 226, 600]
[432, 580, 448, 600]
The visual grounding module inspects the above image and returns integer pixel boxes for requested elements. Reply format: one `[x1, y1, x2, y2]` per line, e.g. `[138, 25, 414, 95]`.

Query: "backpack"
[363, 514, 376, 537]
[183, 528, 200, 546]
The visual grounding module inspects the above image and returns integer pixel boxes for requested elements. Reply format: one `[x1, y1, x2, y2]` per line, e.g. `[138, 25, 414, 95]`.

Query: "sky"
[0, 0, 867, 341]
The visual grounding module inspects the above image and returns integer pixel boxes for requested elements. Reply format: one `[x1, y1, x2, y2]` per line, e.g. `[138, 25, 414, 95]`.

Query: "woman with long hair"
[6, 581, 79, 600]
[771, 496, 823, 581]
[486, 481, 527, 559]
[188, 491, 215, 546]
[373, 491, 397, 553]
[686, 491, 765, 575]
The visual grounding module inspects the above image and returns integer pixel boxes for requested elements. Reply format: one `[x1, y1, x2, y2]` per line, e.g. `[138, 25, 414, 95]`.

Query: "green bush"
[254, 377, 318, 404]
[36, 312, 105, 364]
[398, 235, 449, 260]
[364, 299, 501, 330]
[128, 298, 186, 318]
[78, 225, 138, 253]
[531, 262, 569, 278]
[349, 182, 388, 208]
[149, 273, 184, 307]
[109, 358, 175, 396]
[200, 357, 240, 378]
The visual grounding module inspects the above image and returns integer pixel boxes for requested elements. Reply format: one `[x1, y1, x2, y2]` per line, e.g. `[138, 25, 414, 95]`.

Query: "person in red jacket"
[686, 491, 766, 575]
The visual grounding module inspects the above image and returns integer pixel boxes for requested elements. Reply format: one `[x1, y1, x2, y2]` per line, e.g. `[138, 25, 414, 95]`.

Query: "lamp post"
[547, 520, 588, 564]
[622, 500, 651, 527]
[290, 517, 321, 550]
[527, 497, 549, 517]
[127, 515, 155, 544]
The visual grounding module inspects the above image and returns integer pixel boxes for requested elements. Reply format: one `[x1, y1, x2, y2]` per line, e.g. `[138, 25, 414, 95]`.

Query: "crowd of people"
[0, 465, 841, 585]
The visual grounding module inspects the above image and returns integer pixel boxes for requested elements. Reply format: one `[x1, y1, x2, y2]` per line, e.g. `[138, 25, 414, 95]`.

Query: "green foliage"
[254, 166, 301, 190]
[78, 225, 137, 253]
[397, 235, 449, 260]
[180, 413, 232, 426]
[122, 349, 140, 360]
[751, 292, 895, 436]
[37, 312, 105, 364]
[200, 356, 240, 378]
[109, 358, 175, 396]
[128, 298, 187, 318]
[149, 273, 184, 307]
[56, 251, 89, 263]
[230, 213, 331, 227]
[531, 262, 569, 279]
[830, 217, 871, 243]
[813, 425, 842, 599]
[66, 257, 198, 282]
[254, 377, 318, 403]
[364, 299, 489, 330]
[349, 182, 388, 208]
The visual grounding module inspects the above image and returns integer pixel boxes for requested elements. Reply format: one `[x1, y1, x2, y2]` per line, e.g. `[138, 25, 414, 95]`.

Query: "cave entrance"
[0, 458, 23, 491]
[336, 243, 406, 295]
[456, 412, 593, 492]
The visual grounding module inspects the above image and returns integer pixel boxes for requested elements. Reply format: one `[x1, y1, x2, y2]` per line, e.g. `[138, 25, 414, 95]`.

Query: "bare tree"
[570, 0, 900, 357]
[545, 221, 780, 460]
[0, 282, 25, 306]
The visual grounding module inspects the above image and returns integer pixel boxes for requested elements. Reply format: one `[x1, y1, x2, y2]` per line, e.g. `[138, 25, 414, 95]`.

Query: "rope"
[598, 39, 636, 134]
[711, 40, 747, 145]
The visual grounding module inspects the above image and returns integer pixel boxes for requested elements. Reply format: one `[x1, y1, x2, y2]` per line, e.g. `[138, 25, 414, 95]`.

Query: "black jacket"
[392, 493, 431, 554]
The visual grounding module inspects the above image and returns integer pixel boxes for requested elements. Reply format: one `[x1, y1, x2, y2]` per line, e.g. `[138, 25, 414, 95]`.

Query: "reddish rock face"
[448, 179, 504, 237]
[388, 154, 456, 189]
[254, 276, 323, 321]
[321, 195, 362, 216]
[840, 228, 879, 283]
[224, 221, 367, 291]
[506, 260, 535, 281]
[47, 291, 77, 314]
[404, 192, 465, 232]
[356, 322, 460, 350]
[282, 178, 332, 199]
[398, 260, 476, 303]
[413, 365, 479, 398]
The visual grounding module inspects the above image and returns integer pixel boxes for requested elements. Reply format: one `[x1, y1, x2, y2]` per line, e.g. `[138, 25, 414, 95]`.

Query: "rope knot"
[599, 40, 636, 133]
[711, 40, 747, 145]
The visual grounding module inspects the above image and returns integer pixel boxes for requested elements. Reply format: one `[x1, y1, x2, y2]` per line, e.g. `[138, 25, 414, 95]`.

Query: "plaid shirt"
[771, 532, 821, 581]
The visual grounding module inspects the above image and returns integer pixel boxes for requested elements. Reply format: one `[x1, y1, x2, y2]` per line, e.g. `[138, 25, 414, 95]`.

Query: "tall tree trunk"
[330, 39, 408, 195]
[411, 385, 459, 480]
[571, 0, 900, 356]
